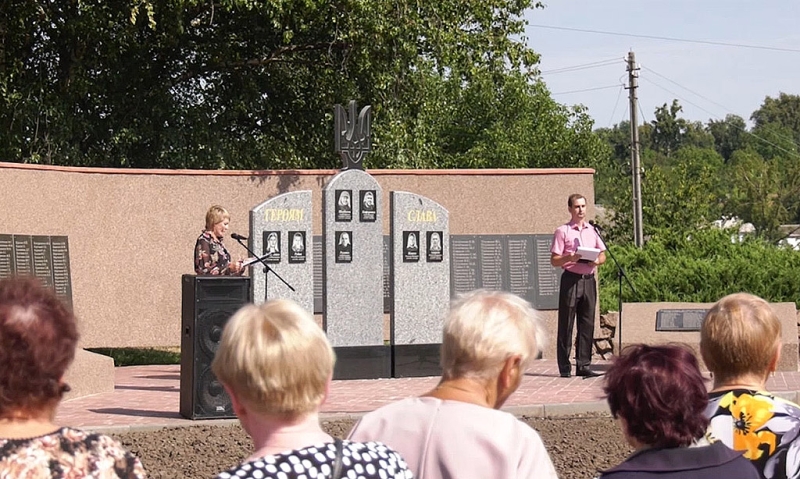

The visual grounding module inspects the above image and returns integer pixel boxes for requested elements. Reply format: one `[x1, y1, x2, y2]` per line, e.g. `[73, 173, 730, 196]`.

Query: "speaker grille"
[180, 275, 250, 420]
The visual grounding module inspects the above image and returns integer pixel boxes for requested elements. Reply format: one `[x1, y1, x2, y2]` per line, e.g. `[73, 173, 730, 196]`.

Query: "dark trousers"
[557, 271, 597, 374]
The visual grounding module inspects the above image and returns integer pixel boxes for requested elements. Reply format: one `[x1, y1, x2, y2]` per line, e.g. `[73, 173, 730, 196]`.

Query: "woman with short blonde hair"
[195, 205, 243, 275]
[349, 289, 557, 479]
[702, 293, 800, 479]
[211, 299, 411, 479]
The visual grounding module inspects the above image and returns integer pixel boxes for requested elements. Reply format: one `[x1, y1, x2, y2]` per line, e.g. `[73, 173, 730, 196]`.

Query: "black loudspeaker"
[180, 274, 251, 420]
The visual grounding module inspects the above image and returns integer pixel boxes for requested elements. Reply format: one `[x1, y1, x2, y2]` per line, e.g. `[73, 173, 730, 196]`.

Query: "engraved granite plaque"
[50, 236, 73, 309]
[656, 309, 708, 331]
[262, 231, 281, 263]
[13, 235, 33, 277]
[507, 235, 535, 305]
[479, 236, 506, 291]
[450, 236, 480, 296]
[335, 231, 352, 263]
[313, 235, 323, 313]
[31, 236, 54, 289]
[402, 231, 420, 262]
[532, 234, 561, 310]
[360, 190, 377, 222]
[383, 235, 391, 313]
[1, 235, 72, 307]
[426, 231, 443, 262]
[335, 189, 353, 222]
[288, 231, 306, 264]
[0, 234, 13, 280]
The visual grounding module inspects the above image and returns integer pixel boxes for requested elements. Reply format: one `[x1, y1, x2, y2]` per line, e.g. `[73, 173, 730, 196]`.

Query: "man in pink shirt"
[550, 193, 606, 378]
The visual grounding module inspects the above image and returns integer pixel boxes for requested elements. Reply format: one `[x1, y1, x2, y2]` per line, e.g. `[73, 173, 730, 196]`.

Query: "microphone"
[230, 233, 248, 241]
[589, 220, 603, 232]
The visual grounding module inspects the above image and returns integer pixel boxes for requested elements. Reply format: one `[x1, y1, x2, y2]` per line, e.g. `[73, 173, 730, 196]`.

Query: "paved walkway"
[55, 360, 800, 432]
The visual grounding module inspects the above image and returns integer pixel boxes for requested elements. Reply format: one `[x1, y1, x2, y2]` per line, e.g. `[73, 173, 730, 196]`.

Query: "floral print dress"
[706, 389, 800, 479]
[0, 427, 146, 478]
[195, 230, 234, 275]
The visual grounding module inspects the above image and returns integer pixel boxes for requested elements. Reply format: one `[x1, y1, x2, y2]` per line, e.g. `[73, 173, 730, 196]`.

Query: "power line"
[641, 66, 729, 118]
[608, 85, 625, 127]
[552, 84, 622, 95]
[641, 66, 800, 147]
[640, 75, 800, 159]
[540, 58, 621, 75]
[528, 24, 800, 53]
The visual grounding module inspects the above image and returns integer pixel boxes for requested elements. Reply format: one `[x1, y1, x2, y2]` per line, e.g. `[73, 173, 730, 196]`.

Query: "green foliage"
[0, 0, 606, 171]
[598, 96, 800, 242]
[88, 347, 181, 366]
[598, 228, 800, 313]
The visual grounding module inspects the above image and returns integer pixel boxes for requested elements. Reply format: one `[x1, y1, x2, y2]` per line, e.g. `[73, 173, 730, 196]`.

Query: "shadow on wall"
[248, 170, 332, 193]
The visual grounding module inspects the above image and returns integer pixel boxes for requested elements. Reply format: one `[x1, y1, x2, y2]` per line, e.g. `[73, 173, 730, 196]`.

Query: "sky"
[524, 0, 800, 129]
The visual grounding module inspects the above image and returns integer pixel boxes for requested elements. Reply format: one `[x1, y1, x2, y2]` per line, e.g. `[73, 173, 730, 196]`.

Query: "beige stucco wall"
[622, 302, 799, 371]
[0, 162, 596, 361]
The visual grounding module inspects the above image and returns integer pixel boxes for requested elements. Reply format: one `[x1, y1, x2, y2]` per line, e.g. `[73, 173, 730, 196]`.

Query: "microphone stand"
[233, 236, 295, 302]
[591, 225, 637, 356]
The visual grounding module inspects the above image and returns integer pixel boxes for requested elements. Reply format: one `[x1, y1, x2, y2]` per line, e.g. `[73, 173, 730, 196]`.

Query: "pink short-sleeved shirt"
[550, 220, 606, 275]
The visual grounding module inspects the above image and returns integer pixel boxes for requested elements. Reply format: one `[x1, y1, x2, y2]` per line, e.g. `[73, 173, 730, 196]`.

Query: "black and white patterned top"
[215, 440, 413, 479]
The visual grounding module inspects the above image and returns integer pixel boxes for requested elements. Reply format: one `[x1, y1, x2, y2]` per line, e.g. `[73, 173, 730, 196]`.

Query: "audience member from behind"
[348, 289, 558, 479]
[0, 277, 146, 478]
[211, 299, 412, 479]
[599, 344, 758, 479]
[702, 293, 800, 479]
[195, 205, 244, 275]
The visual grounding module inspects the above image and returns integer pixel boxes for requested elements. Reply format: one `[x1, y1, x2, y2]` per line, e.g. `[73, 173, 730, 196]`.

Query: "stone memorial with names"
[249, 191, 313, 313]
[390, 192, 449, 377]
[0, 234, 73, 308]
[323, 169, 385, 378]
[449, 234, 559, 310]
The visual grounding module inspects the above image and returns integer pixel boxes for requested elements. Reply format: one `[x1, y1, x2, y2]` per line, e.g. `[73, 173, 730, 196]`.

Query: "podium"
[180, 275, 251, 420]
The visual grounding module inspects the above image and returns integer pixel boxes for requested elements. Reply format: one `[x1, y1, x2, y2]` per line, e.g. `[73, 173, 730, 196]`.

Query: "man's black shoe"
[576, 368, 602, 378]
[560, 372, 571, 378]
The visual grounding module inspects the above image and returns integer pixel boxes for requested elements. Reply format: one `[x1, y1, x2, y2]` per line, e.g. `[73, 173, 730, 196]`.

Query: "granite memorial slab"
[249, 191, 313, 313]
[322, 169, 388, 379]
[390, 191, 449, 377]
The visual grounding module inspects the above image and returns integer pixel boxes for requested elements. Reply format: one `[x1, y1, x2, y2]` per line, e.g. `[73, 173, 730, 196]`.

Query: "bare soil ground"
[113, 414, 632, 479]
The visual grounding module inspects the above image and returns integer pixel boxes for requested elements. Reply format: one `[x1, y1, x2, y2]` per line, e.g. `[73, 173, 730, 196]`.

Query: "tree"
[0, 0, 607, 171]
[707, 114, 747, 162]
[728, 149, 800, 235]
[751, 93, 800, 145]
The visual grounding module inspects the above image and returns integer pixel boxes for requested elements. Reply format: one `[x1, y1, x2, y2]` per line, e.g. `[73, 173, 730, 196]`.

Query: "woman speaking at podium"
[194, 205, 244, 276]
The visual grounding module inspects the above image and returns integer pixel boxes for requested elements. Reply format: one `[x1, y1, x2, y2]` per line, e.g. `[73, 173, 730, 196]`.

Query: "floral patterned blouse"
[195, 230, 235, 275]
[706, 389, 800, 479]
[0, 427, 146, 478]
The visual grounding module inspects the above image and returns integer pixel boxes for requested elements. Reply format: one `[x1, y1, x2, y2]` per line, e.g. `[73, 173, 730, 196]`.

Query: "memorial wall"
[0, 161, 595, 361]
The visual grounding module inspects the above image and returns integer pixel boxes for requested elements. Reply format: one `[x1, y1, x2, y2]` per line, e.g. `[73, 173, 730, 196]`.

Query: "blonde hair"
[700, 293, 781, 383]
[211, 300, 335, 418]
[441, 289, 546, 381]
[205, 205, 230, 230]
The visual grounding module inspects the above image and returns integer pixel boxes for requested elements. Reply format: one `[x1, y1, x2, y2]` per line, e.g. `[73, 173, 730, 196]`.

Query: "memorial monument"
[390, 192, 449, 377]
[248, 191, 314, 313]
[323, 101, 388, 379]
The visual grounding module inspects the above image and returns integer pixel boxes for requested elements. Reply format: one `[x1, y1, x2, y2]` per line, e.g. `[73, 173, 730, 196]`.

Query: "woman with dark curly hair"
[599, 344, 758, 479]
[0, 277, 145, 478]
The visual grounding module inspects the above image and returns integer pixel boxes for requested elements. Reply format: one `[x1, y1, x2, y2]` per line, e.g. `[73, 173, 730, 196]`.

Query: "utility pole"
[626, 51, 643, 247]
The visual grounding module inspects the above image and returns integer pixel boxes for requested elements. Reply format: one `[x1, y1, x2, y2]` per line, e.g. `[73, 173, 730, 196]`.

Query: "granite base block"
[332, 345, 392, 380]
[392, 343, 441, 378]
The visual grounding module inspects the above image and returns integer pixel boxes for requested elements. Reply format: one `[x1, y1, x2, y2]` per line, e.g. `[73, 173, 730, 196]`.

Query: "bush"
[87, 347, 180, 366]
[599, 228, 800, 313]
